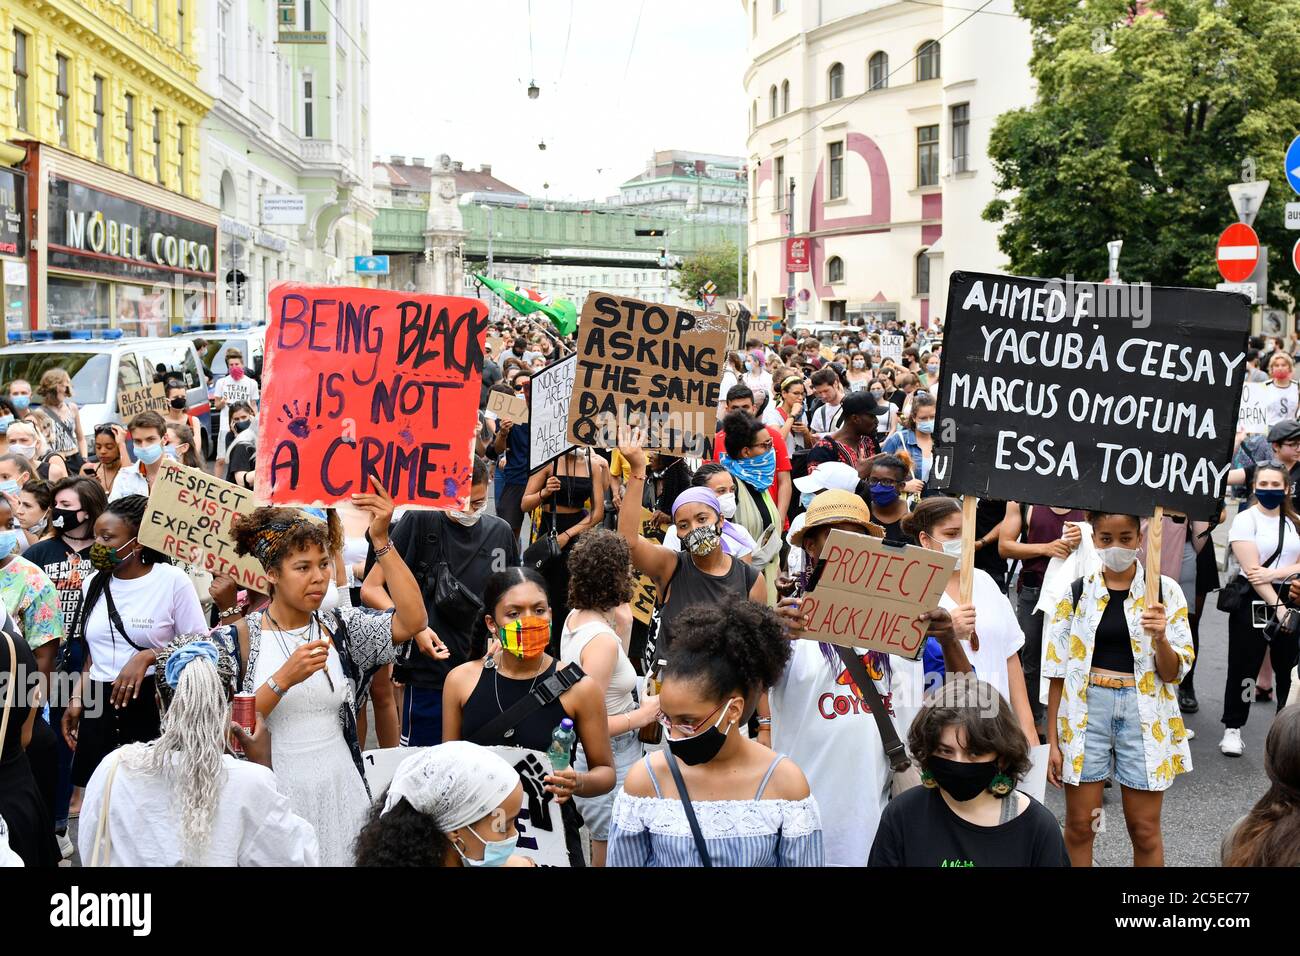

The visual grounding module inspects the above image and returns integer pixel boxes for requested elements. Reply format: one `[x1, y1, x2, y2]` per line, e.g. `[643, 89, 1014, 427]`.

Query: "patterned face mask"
[498, 615, 550, 659]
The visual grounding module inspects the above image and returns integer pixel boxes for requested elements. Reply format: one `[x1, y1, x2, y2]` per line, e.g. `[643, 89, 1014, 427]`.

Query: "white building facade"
[743, 0, 1032, 329]
[197, 0, 375, 325]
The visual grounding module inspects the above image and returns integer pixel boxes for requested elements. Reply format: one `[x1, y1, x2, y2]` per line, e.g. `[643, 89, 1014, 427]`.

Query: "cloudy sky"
[369, 0, 749, 200]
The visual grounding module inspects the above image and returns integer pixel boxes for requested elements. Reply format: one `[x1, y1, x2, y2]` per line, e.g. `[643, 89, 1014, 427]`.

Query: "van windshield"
[0, 353, 110, 404]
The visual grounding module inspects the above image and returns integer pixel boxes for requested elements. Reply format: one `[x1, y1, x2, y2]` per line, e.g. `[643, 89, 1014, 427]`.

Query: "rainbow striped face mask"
[498, 616, 551, 659]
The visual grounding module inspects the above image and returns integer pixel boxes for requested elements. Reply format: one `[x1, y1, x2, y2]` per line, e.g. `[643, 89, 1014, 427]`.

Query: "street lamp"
[480, 203, 494, 277]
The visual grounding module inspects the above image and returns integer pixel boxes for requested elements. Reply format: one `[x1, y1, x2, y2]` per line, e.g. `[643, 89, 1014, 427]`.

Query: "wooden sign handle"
[959, 495, 978, 604]
[1146, 505, 1164, 602]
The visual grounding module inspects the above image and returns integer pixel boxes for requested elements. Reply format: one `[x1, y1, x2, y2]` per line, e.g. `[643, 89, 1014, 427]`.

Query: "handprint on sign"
[279, 400, 323, 440]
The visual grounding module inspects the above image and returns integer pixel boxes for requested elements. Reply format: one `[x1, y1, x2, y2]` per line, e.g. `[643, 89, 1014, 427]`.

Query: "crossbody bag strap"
[102, 582, 149, 653]
[466, 662, 586, 745]
[89, 752, 124, 867]
[0, 632, 14, 763]
[834, 646, 911, 773]
[664, 749, 712, 867]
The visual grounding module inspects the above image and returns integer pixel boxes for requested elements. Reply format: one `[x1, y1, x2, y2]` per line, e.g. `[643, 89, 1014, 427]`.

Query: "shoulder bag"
[1217, 510, 1285, 613]
[663, 748, 713, 867]
[523, 476, 563, 573]
[424, 513, 485, 624]
[833, 646, 920, 795]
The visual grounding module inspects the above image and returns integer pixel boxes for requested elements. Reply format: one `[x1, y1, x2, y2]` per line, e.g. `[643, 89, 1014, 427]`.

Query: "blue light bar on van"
[71, 330, 93, 340]
[215, 324, 233, 331]
[171, 325, 184, 334]
[7, 330, 29, 342]
[32, 331, 52, 342]
[103, 330, 124, 340]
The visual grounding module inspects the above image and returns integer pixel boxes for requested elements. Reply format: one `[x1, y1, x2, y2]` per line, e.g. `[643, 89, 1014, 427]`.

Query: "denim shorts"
[574, 726, 643, 841]
[1080, 683, 1154, 791]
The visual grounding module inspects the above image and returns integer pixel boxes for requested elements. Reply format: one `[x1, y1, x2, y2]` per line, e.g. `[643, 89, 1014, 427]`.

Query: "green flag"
[474, 274, 577, 337]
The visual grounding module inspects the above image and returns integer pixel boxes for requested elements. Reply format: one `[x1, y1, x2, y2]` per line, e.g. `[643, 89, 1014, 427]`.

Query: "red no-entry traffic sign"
[1217, 222, 1260, 282]
[1293, 237, 1300, 275]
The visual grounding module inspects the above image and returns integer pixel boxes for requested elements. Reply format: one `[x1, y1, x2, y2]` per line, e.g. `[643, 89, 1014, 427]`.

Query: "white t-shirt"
[811, 401, 842, 437]
[1228, 506, 1300, 570]
[744, 369, 774, 403]
[1262, 382, 1299, 426]
[79, 752, 319, 866]
[718, 369, 740, 419]
[82, 563, 208, 683]
[770, 640, 924, 866]
[937, 568, 1025, 706]
[214, 374, 261, 455]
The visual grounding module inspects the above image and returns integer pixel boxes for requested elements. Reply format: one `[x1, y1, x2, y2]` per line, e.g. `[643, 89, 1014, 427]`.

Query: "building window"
[124, 93, 136, 173]
[951, 102, 969, 173]
[303, 0, 312, 31]
[917, 124, 939, 187]
[773, 0, 784, 11]
[828, 62, 844, 100]
[177, 122, 186, 191]
[916, 251, 930, 295]
[751, 99, 757, 130]
[869, 51, 888, 91]
[781, 79, 790, 113]
[828, 141, 844, 200]
[918, 40, 940, 81]
[303, 74, 314, 136]
[769, 85, 778, 119]
[752, 0, 757, 36]
[153, 109, 163, 182]
[12, 30, 28, 132]
[177, 0, 186, 49]
[218, 3, 230, 76]
[56, 54, 70, 147]
[93, 76, 106, 162]
[828, 256, 843, 284]
[774, 156, 785, 211]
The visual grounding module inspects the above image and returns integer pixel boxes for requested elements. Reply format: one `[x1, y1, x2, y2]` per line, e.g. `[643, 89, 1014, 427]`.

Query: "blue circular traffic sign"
[1287, 135, 1300, 196]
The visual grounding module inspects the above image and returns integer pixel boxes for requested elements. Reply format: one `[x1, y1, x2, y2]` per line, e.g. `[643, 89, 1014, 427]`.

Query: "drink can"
[231, 693, 256, 755]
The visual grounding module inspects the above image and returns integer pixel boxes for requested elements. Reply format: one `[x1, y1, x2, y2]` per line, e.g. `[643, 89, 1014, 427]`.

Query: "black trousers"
[496, 483, 527, 542]
[1221, 603, 1300, 729]
[71, 677, 161, 788]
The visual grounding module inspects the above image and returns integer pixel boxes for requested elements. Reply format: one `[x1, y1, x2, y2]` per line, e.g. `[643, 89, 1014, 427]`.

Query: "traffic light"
[635, 228, 666, 238]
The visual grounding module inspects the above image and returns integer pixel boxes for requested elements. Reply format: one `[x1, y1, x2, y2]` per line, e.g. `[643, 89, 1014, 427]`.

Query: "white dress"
[252, 627, 371, 866]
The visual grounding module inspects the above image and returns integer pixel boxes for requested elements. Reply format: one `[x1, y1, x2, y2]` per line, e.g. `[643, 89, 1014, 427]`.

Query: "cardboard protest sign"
[530, 353, 577, 472]
[568, 293, 728, 454]
[934, 272, 1250, 520]
[725, 303, 751, 352]
[880, 333, 904, 363]
[362, 745, 571, 866]
[1237, 382, 1269, 435]
[140, 461, 269, 592]
[630, 572, 657, 626]
[117, 382, 169, 419]
[801, 530, 955, 659]
[256, 284, 488, 508]
[487, 389, 529, 423]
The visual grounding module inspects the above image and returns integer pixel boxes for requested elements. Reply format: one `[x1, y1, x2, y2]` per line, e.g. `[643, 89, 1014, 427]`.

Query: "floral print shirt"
[0, 556, 66, 652]
[1044, 569, 1194, 791]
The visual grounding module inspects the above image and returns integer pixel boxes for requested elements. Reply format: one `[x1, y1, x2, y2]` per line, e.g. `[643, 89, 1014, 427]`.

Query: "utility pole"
[786, 177, 796, 325]
[480, 204, 494, 278]
[664, 229, 671, 301]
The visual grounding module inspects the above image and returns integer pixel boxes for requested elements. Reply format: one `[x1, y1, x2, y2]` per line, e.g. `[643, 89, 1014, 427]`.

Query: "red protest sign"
[256, 284, 489, 508]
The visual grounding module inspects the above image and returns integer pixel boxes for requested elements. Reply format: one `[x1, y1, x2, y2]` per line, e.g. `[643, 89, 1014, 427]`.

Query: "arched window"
[219, 170, 236, 215]
[828, 62, 844, 100]
[828, 256, 844, 284]
[769, 85, 778, 119]
[916, 250, 930, 295]
[751, 100, 758, 129]
[869, 51, 888, 91]
[917, 41, 940, 81]
[781, 79, 790, 113]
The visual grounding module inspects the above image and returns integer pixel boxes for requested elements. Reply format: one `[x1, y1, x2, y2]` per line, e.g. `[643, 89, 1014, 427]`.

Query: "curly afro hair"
[231, 506, 343, 572]
[664, 596, 791, 704]
[566, 528, 632, 612]
[354, 797, 454, 867]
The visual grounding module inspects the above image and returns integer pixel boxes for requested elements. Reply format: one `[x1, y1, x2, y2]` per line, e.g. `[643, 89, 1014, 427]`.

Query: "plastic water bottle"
[548, 718, 576, 772]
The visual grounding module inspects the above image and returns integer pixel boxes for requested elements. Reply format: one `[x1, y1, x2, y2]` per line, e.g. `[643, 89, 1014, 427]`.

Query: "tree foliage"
[671, 242, 746, 301]
[985, 0, 1300, 308]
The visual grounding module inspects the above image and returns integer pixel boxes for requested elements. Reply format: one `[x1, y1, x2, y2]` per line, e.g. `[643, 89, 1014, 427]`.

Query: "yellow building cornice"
[30, 0, 212, 115]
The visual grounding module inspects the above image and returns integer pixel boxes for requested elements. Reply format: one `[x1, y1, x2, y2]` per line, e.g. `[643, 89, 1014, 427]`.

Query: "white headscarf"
[381, 742, 519, 832]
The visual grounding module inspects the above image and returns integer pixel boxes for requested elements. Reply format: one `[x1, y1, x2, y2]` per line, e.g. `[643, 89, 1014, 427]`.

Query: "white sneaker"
[56, 831, 73, 860]
[1220, 728, 1243, 757]
[1186, 727, 1196, 740]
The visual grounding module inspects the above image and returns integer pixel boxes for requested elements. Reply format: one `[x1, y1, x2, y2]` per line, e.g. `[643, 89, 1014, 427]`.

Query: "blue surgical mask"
[800, 491, 817, 509]
[453, 827, 516, 868]
[163, 446, 179, 460]
[916, 419, 935, 435]
[9, 395, 28, 411]
[0, 415, 12, 434]
[0, 530, 18, 556]
[0, 480, 18, 497]
[869, 482, 900, 507]
[134, 442, 163, 465]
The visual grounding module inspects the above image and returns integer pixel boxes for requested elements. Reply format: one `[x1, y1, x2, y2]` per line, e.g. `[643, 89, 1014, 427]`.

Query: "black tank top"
[461, 658, 571, 752]
[658, 551, 761, 655]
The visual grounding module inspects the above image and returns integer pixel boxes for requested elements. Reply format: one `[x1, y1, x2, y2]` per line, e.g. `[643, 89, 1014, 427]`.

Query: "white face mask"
[448, 504, 486, 526]
[716, 492, 737, 520]
[1098, 546, 1138, 572]
[939, 537, 963, 559]
[8, 442, 33, 459]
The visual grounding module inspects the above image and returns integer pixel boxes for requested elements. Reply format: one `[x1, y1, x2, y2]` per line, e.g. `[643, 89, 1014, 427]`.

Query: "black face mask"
[666, 698, 736, 766]
[50, 507, 85, 533]
[169, 396, 187, 410]
[925, 756, 1001, 802]
[233, 419, 251, 434]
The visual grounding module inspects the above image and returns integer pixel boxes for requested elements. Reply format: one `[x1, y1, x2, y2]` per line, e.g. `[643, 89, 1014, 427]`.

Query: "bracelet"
[218, 605, 242, 621]
[266, 676, 287, 698]
[628, 473, 646, 481]
[756, 716, 773, 727]
[70, 695, 82, 703]
[373, 542, 393, 560]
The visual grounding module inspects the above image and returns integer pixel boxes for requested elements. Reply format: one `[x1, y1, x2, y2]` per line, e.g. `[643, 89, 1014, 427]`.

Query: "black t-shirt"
[390, 510, 520, 689]
[1091, 588, 1136, 673]
[973, 498, 1009, 586]
[23, 537, 92, 637]
[869, 786, 1070, 867]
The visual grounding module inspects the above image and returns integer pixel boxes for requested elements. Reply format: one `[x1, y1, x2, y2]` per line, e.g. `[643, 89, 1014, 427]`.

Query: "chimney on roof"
[479, 164, 492, 176]
[452, 161, 463, 172]
[412, 157, 425, 166]
[390, 154, 406, 165]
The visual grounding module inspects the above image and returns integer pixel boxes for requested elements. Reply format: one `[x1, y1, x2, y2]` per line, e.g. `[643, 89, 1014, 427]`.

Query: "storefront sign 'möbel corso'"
[932, 271, 1251, 520]
[256, 284, 488, 508]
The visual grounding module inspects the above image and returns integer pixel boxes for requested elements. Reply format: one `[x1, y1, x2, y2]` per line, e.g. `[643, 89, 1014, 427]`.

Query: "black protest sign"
[567, 293, 728, 454]
[934, 272, 1250, 520]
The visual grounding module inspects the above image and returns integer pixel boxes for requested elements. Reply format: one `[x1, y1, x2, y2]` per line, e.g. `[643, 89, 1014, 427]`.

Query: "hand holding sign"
[352, 475, 396, 548]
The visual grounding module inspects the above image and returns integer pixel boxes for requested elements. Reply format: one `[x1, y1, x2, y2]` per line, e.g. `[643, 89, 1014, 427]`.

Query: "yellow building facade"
[0, 0, 216, 336]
